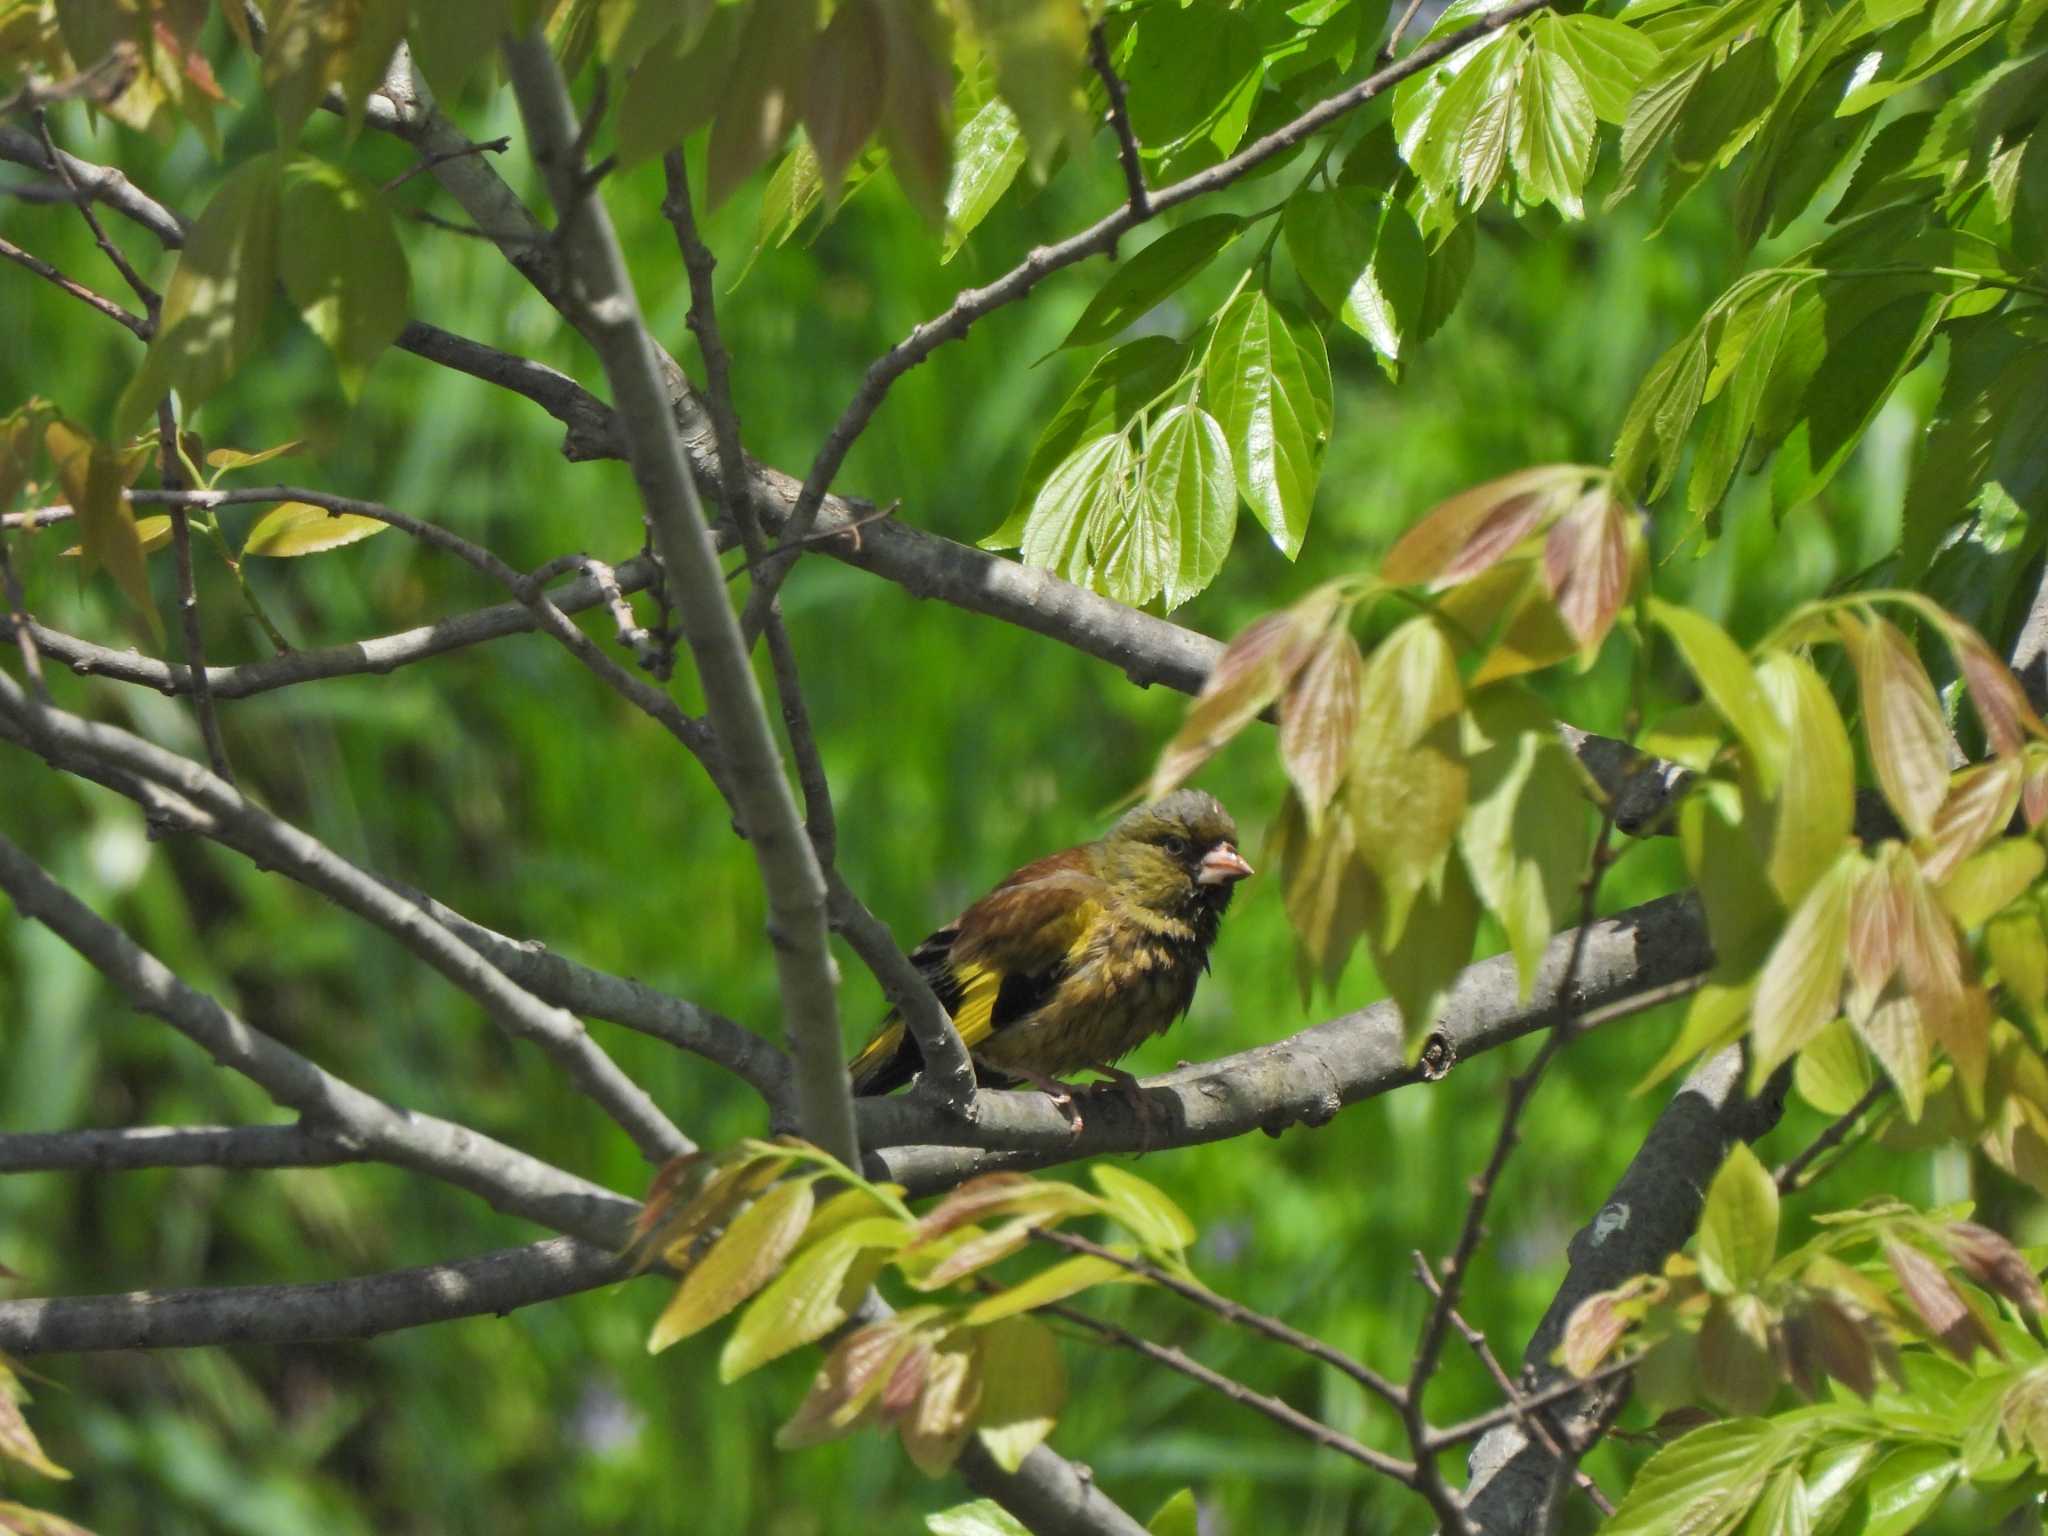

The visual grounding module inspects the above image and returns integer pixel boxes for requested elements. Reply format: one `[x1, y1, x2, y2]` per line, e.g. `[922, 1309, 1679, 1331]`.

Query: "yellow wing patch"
[949, 962, 1004, 1049]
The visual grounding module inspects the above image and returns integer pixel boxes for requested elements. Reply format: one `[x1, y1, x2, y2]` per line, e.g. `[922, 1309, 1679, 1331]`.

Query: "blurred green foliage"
[0, 22, 2029, 1536]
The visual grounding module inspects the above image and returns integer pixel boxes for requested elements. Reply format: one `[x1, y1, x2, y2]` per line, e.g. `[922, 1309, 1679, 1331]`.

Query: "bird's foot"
[1088, 1066, 1162, 1152]
[999, 1064, 1087, 1134]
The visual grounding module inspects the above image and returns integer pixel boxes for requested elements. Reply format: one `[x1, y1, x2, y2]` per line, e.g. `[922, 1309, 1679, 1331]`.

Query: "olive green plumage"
[848, 790, 1253, 1096]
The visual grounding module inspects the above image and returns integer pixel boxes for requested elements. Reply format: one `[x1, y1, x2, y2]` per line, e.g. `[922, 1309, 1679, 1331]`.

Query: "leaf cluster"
[634, 1140, 1200, 1479]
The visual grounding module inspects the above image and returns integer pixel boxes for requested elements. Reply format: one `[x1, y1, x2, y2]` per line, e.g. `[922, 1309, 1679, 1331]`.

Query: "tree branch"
[0, 673, 693, 1165]
[498, 32, 858, 1168]
[0, 1123, 361, 1173]
[867, 893, 1713, 1190]
[1456, 1049, 1790, 1536]
[0, 1236, 627, 1354]
[0, 833, 640, 1246]
[0, 232, 150, 336]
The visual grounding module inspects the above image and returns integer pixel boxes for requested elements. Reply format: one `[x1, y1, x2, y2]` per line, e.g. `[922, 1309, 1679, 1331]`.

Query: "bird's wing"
[938, 852, 1107, 1047]
[847, 850, 1105, 1091]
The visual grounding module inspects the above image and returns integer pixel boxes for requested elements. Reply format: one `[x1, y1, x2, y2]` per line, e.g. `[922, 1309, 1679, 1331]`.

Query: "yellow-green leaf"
[45, 421, 158, 643]
[1697, 1142, 1777, 1295]
[1649, 598, 1786, 791]
[1755, 651, 1853, 906]
[1091, 1165, 1195, 1258]
[720, 1217, 909, 1380]
[972, 1315, 1065, 1473]
[1750, 851, 1856, 1082]
[241, 502, 389, 557]
[1938, 840, 2046, 931]
[277, 157, 410, 398]
[648, 1175, 818, 1353]
[963, 1252, 1132, 1326]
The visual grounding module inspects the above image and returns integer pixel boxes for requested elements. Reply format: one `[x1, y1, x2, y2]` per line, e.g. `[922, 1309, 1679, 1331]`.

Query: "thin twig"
[33, 107, 159, 318]
[1404, 807, 1621, 1533]
[657, 146, 973, 1110]
[0, 234, 150, 336]
[1412, 1254, 1617, 1517]
[720, 504, 896, 582]
[1088, 26, 1149, 219]
[1381, 0, 1431, 62]
[734, 0, 1552, 635]
[382, 134, 511, 193]
[1036, 1227, 1404, 1407]
[1040, 1299, 1416, 1482]
[1423, 1357, 1639, 1452]
[1775, 1079, 1891, 1195]
[157, 400, 232, 783]
[0, 532, 48, 704]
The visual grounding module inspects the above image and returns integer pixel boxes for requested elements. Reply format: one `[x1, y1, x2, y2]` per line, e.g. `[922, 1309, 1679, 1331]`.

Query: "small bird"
[847, 789, 1253, 1114]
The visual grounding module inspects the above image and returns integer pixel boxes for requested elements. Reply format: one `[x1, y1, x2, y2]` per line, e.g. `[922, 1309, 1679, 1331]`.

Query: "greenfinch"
[848, 790, 1252, 1104]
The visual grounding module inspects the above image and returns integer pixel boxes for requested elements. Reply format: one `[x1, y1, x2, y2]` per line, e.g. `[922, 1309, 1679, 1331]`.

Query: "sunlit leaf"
[1061, 216, 1245, 351]
[1278, 625, 1363, 826]
[649, 1176, 818, 1352]
[944, 98, 1027, 261]
[1754, 651, 1854, 906]
[1204, 289, 1331, 559]
[972, 1315, 1065, 1472]
[1698, 1142, 1778, 1295]
[721, 1217, 909, 1380]
[1380, 464, 1586, 588]
[955, 0, 1089, 174]
[1750, 851, 1855, 1081]
[1144, 404, 1236, 610]
[241, 502, 390, 557]
[277, 157, 409, 398]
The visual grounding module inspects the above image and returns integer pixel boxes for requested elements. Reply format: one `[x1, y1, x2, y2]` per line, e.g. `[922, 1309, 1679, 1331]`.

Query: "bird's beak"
[1197, 842, 1254, 885]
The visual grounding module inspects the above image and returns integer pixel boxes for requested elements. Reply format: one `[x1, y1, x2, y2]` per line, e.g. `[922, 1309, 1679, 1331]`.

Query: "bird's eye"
[1161, 835, 1189, 857]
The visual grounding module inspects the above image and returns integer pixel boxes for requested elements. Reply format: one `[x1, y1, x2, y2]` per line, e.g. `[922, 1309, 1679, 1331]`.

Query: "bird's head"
[1099, 789, 1254, 918]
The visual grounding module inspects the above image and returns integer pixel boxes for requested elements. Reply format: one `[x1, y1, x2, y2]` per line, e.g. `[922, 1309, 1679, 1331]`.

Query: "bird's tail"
[847, 1018, 921, 1096]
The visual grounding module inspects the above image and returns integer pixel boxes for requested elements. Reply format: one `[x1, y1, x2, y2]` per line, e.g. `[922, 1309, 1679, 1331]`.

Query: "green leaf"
[1649, 600, 1787, 791]
[1754, 652, 1854, 907]
[926, 1499, 1032, 1536]
[407, 0, 511, 100]
[1122, 0, 1261, 151]
[1282, 188, 1425, 362]
[1415, 217, 1476, 348]
[1350, 617, 1467, 947]
[944, 98, 1027, 261]
[1511, 38, 1596, 217]
[1141, 403, 1235, 609]
[117, 153, 282, 436]
[1370, 848, 1480, 1050]
[1204, 290, 1331, 558]
[1536, 13, 1660, 124]
[993, 336, 1185, 541]
[1599, 1418, 1784, 1536]
[1689, 280, 1796, 525]
[1860, 1445, 1960, 1536]
[972, 1316, 1065, 1473]
[963, 1252, 1132, 1325]
[45, 421, 158, 644]
[1613, 320, 1712, 503]
[1611, 58, 1705, 206]
[1059, 216, 1245, 351]
[241, 503, 390, 557]
[648, 1176, 818, 1353]
[1697, 1142, 1779, 1294]
[1794, 1018, 1874, 1115]
[1018, 432, 1135, 587]
[720, 1217, 909, 1380]
[1091, 1165, 1195, 1256]
[1146, 1491, 1199, 1536]
[1401, 30, 1524, 208]
[1458, 688, 1588, 997]
[1750, 851, 1856, 1082]
[206, 440, 305, 473]
[705, 0, 817, 209]
[276, 157, 409, 399]
[615, 6, 738, 167]
[955, 0, 1089, 175]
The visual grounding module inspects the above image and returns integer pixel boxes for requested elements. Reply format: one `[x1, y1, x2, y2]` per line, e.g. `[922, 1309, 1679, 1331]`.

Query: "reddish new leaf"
[1278, 625, 1364, 825]
[1541, 485, 1638, 652]
[1380, 463, 1585, 587]
[1839, 608, 1955, 840]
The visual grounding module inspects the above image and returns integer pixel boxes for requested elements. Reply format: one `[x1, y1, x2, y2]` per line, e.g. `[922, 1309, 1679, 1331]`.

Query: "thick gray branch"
[0, 1236, 626, 1354]
[1457, 1051, 1790, 1535]
[0, 1123, 360, 1172]
[867, 894, 1712, 1193]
